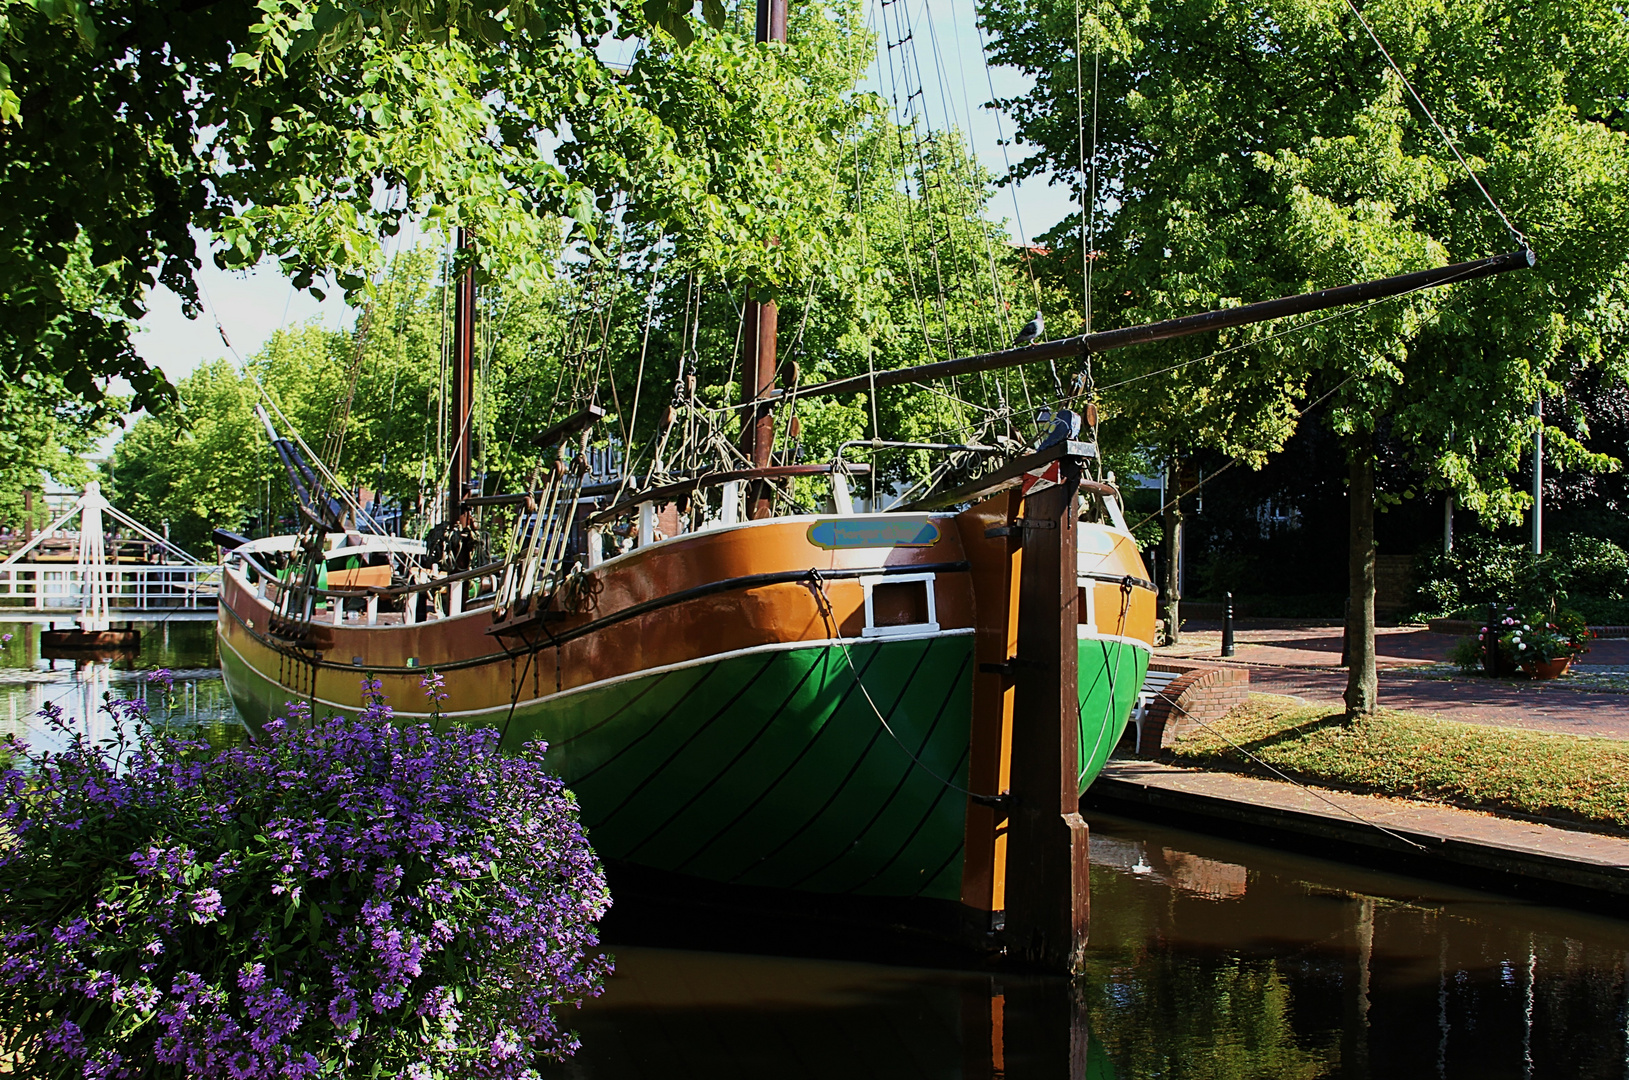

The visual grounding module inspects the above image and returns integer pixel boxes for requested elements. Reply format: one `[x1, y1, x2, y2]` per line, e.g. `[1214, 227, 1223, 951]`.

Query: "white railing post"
[720, 481, 741, 526]
[366, 592, 379, 626]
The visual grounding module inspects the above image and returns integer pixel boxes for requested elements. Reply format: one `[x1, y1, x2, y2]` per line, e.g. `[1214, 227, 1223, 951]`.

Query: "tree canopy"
[980, 0, 1629, 521]
[0, 0, 775, 417]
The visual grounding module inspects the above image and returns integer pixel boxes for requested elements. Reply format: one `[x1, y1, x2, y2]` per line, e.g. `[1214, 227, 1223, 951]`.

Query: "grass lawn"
[1168, 694, 1629, 833]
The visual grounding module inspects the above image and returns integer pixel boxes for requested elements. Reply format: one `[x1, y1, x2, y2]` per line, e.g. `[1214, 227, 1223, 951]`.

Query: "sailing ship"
[212, 0, 1534, 970]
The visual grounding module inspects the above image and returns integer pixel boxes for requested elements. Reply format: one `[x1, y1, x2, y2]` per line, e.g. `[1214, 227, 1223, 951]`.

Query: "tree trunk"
[1345, 431, 1378, 717]
[1161, 459, 1183, 645]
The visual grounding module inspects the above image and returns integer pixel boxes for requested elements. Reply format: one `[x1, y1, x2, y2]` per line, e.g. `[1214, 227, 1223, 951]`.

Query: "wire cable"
[1338, 0, 1527, 249]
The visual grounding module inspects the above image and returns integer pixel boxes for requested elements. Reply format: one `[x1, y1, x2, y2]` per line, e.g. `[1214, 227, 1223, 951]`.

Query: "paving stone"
[1154, 622, 1629, 741]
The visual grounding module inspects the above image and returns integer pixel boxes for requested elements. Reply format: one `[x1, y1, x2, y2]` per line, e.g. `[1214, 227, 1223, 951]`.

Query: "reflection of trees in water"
[1080, 870, 1338, 1078]
[1083, 951, 1336, 1078]
[1081, 858, 1629, 1079]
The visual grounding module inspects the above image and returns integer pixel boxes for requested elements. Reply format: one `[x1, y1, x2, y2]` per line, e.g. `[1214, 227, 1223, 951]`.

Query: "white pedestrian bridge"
[0, 484, 219, 620]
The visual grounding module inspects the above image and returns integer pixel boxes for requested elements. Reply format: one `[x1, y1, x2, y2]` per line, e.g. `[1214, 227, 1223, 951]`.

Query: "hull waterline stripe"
[1078, 629, 1154, 653]
[217, 621, 968, 722]
[554, 668, 675, 748]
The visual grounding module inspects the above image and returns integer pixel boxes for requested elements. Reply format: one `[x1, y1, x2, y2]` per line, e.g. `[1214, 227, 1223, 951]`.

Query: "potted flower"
[1480, 606, 1524, 676]
[1498, 613, 1592, 679]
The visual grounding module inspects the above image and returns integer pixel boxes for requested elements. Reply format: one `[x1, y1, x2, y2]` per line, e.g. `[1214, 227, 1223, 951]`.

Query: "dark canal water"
[4, 620, 1627, 1079]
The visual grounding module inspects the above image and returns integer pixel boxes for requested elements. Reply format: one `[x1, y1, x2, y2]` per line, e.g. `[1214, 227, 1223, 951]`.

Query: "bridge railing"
[0, 563, 221, 612]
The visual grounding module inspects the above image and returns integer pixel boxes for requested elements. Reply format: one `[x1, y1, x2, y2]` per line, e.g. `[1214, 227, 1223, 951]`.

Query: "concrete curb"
[1082, 761, 1629, 910]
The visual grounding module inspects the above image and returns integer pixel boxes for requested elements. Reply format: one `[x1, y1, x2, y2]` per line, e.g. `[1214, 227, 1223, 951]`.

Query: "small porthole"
[861, 573, 939, 638]
[873, 581, 930, 627]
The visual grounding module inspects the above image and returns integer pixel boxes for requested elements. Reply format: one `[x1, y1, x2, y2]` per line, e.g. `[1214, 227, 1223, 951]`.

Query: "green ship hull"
[222, 631, 1148, 902]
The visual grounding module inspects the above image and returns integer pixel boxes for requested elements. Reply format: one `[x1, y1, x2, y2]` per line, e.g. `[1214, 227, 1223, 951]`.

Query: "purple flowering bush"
[0, 678, 611, 1078]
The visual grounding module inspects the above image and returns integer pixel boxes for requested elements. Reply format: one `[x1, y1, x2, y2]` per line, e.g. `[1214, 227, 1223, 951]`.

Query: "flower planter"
[1523, 657, 1572, 680]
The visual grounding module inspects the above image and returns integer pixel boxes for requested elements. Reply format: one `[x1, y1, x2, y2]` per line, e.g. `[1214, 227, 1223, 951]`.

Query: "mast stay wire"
[893, 0, 958, 363]
[1338, 0, 1528, 250]
[198, 282, 392, 540]
[875, 0, 942, 360]
[969, 0, 1042, 311]
[942, 0, 1015, 352]
[877, 0, 1009, 445]
[913, 0, 1006, 413]
[919, 0, 1001, 363]
[1124, 272, 1478, 532]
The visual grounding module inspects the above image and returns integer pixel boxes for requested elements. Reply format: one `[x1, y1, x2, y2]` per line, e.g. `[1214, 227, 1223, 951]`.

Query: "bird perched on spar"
[1013, 311, 1044, 347]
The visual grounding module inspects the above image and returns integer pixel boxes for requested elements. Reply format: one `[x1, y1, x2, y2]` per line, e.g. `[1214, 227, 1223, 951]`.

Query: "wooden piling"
[1003, 450, 1090, 973]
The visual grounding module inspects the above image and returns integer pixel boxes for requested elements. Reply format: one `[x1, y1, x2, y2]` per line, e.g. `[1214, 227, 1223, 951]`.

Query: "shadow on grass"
[1181, 709, 1352, 761]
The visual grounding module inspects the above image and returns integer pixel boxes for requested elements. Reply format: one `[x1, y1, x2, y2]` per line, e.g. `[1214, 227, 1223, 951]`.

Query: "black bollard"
[1221, 592, 1236, 657]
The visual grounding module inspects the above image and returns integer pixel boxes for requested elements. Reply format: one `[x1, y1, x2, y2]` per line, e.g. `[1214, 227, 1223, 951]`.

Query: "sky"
[128, 0, 1081, 391]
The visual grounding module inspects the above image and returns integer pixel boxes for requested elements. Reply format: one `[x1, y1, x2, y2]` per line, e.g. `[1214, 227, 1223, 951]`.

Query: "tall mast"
[741, 0, 787, 520]
[451, 227, 476, 519]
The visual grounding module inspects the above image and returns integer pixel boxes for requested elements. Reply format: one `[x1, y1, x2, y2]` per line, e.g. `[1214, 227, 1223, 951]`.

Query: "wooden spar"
[787, 248, 1535, 401]
[465, 461, 873, 510]
[451, 228, 476, 517]
[740, 0, 787, 520]
[530, 404, 605, 449]
[903, 440, 1115, 511]
[585, 462, 871, 527]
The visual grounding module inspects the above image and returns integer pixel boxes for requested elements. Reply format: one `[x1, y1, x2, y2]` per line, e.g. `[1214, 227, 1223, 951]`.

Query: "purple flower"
[147, 668, 175, 692]
[420, 670, 447, 704]
[189, 888, 224, 922]
[0, 679, 609, 1076]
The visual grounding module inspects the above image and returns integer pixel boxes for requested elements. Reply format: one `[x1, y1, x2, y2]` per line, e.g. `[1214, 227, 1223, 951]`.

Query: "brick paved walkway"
[1156, 622, 1629, 741]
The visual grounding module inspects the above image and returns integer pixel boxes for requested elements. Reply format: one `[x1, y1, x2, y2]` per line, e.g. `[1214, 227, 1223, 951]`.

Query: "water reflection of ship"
[1089, 834, 1248, 901]
[40, 635, 140, 663]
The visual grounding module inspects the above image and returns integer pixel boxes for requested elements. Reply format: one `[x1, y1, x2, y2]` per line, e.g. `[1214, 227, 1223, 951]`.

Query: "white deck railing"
[0, 563, 220, 612]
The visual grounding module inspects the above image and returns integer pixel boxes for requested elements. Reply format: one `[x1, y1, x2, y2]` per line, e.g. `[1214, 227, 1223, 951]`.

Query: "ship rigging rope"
[808, 568, 983, 802]
[881, 248, 1490, 456]
[1146, 689, 1429, 852]
[1127, 268, 1475, 531]
[936, 0, 1015, 353]
[198, 284, 391, 538]
[919, 0, 1005, 361]
[968, 26, 1041, 315]
[1073, 0, 1097, 337]
[1125, 375, 1357, 533]
[608, 271, 662, 501]
[1339, 0, 1527, 250]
